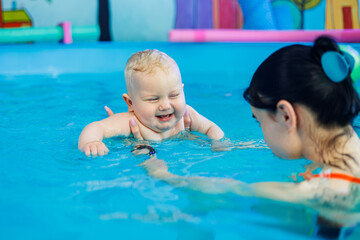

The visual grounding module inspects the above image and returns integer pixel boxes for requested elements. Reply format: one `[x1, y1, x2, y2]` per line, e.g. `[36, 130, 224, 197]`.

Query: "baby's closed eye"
[169, 93, 180, 98]
[145, 97, 159, 102]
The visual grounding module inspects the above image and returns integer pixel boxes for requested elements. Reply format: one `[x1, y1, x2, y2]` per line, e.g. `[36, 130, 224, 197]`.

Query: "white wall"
[109, 0, 175, 41]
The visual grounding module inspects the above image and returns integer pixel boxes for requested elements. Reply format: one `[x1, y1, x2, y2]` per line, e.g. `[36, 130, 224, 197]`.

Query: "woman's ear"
[123, 93, 134, 112]
[276, 100, 297, 131]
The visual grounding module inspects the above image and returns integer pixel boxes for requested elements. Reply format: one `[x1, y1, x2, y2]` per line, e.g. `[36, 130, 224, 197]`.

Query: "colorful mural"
[290, 0, 321, 29]
[0, 0, 358, 42]
[213, 0, 243, 29]
[325, 0, 359, 29]
[174, 0, 330, 31]
[175, 0, 243, 29]
[272, 0, 301, 29]
[0, 0, 33, 28]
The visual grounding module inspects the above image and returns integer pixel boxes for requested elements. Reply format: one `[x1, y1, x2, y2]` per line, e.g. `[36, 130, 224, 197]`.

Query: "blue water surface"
[1, 42, 360, 240]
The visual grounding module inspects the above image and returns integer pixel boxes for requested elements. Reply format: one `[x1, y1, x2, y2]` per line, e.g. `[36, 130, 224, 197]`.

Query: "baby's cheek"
[174, 111, 184, 120]
[178, 106, 187, 118]
[174, 99, 186, 114]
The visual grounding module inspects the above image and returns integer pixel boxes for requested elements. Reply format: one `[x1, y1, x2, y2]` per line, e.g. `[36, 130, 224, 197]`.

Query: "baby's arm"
[78, 112, 133, 157]
[186, 105, 224, 140]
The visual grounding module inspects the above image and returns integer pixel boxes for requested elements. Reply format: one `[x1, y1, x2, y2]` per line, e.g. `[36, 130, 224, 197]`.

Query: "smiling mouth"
[156, 113, 174, 121]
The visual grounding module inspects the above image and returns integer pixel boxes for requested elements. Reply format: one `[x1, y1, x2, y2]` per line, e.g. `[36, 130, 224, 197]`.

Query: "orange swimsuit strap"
[299, 171, 360, 184]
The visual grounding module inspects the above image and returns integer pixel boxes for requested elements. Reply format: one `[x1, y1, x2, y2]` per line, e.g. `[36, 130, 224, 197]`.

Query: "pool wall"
[1, 42, 360, 88]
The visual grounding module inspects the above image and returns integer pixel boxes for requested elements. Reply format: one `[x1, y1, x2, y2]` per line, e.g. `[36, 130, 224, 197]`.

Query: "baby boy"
[78, 49, 224, 157]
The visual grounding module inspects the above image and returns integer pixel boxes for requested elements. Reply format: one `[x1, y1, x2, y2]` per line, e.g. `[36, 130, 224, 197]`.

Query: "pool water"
[1, 43, 360, 239]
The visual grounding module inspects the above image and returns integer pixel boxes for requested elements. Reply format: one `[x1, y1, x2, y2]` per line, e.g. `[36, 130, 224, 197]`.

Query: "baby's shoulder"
[97, 111, 136, 137]
[111, 111, 135, 119]
[101, 111, 135, 130]
[186, 104, 195, 113]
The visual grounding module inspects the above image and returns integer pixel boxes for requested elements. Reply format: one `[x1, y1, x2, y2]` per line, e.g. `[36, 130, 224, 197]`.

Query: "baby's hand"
[82, 141, 109, 157]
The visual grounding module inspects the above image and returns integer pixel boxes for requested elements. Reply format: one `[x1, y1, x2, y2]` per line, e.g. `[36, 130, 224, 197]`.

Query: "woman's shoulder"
[298, 169, 360, 207]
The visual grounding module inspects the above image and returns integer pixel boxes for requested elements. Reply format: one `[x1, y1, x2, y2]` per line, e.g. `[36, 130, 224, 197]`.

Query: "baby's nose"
[159, 99, 171, 110]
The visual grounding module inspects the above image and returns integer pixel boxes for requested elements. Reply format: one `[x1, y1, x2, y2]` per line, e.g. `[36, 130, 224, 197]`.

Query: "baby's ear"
[123, 93, 134, 112]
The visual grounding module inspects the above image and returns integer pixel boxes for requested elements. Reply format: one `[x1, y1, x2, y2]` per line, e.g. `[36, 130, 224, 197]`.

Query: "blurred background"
[0, 0, 358, 42]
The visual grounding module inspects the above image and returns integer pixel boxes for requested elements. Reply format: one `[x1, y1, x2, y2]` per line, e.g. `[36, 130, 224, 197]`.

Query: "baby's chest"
[139, 125, 184, 140]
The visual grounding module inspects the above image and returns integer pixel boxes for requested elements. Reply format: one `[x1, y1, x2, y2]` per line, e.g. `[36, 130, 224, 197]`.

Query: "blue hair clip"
[321, 51, 355, 82]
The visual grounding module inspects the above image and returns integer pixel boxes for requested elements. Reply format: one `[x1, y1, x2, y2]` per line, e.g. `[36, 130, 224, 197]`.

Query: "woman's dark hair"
[243, 36, 360, 127]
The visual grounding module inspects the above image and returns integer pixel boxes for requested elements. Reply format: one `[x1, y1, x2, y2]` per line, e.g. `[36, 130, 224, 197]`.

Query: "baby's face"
[129, 67, 186, 133]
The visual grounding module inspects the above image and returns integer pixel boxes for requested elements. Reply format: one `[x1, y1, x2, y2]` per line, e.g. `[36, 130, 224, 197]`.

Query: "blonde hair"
[124, 49, 180, 94]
